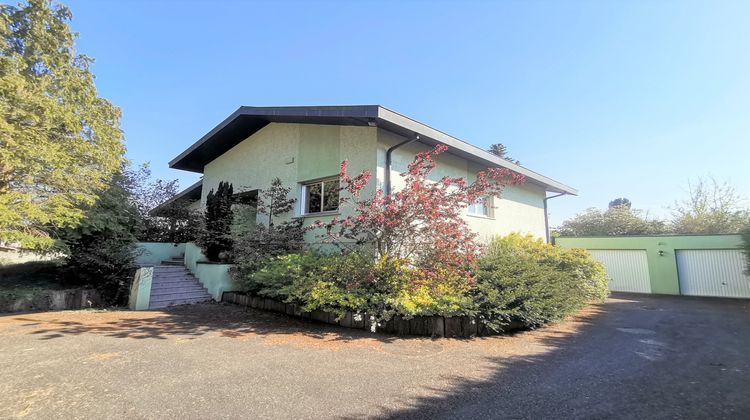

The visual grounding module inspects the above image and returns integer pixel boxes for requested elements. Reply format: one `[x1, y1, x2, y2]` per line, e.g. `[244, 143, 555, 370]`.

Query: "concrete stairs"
[149, 258, 212, 309]
[160, 256, 185, 266]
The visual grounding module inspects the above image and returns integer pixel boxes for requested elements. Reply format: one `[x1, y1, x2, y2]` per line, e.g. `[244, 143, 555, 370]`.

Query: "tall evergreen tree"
[199, 181, 234, 261]
[0, 0, 124, 250]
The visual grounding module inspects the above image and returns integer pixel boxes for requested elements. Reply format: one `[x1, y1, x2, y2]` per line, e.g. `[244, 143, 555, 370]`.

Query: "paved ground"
[0, 293, 748, 419]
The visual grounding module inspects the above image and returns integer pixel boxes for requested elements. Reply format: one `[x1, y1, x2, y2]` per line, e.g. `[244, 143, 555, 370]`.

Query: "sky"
[58, 0, 750, 225]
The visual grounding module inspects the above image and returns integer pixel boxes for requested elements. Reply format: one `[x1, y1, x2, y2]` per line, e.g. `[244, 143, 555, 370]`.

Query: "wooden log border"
[221, 291, 524, 338]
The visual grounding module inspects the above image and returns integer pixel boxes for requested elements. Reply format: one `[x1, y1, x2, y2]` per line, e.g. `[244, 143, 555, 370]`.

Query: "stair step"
[160, 260, 184, 266]
[150, 290, 211, 300]
[152, 275, 198, 282]
[151, 287, 207, 296]
[152, 281, 202, 289]
[149, 297, 212, 309]
[152, 272, 192, 279]
[152, 283, 200, 289]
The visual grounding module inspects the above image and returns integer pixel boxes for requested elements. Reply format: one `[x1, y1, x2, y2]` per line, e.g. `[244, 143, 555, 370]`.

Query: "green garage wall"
[555, 235, 744, 295]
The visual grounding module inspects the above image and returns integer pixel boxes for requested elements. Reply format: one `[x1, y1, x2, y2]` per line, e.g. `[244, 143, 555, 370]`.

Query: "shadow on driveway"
[373, 293, 750, 419]
[1, 293, 748, 419]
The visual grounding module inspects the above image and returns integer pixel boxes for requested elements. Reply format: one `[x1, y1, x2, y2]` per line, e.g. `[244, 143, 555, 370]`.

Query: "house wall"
[200, 123, 378, 246]
[555, 235, 745, 295]
[197, 122, 547, 244]
[377, 129, 547, 240]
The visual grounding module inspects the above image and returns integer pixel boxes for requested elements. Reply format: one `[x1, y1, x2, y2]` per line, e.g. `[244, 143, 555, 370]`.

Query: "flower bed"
[221, 291, 525, 338]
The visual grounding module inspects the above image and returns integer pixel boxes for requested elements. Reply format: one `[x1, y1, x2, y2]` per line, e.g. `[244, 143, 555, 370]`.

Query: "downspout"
[543, 192, 567, 244]
[384, 135, 419, 196]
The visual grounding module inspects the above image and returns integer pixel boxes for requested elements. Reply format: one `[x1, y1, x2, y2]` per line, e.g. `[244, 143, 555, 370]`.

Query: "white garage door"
[588, 250, 651, 293]
[676, 250, 750, 298]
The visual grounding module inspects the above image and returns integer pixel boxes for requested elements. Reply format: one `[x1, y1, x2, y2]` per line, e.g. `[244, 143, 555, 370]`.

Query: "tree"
[609, 198, 632, 209]
[670, 178, 750, 234]
[557, 205, 665, 237]
[487, 143, 520, 165]
[128, 163, 199, 243]
[58, 168, 139, 304]
[231, 178, 305, 289]
[0, 0, 125, 250]
[197, 181, 233, 261]
[257, 178, 296, 227]
[316, 144, 525, 274]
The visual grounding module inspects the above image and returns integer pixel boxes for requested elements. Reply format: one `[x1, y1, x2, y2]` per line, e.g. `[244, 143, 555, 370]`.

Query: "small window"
[302, 178, 340, 215]
[468, 197, 490, 217]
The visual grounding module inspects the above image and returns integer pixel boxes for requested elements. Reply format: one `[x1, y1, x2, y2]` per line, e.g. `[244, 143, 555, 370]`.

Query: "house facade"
[162, 106, 576, 243]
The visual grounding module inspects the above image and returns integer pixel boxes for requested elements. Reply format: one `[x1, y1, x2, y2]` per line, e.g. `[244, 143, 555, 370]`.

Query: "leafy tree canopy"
[557, 205, 665, 237]
[128, 163, 200, 243]
[0, 0, 124, 250]
[669, 177, 750, 234]
[608, 197, 632, 209]
[487, 143, 520, 165]
[57, 167, 139, 304]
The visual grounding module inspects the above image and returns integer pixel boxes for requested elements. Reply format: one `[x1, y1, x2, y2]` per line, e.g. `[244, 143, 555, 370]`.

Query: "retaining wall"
[0, 288, 102, 313]
[135, 242, 186, 266]
[221, 291, 523, 338]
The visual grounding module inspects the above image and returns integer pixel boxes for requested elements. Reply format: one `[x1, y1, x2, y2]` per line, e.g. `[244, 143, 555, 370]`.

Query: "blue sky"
[61, 0, 750, 225]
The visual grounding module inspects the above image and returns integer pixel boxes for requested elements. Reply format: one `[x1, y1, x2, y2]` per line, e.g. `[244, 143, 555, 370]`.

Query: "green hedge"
[472, 234, 609, 331]
[243, 234, 609, 331]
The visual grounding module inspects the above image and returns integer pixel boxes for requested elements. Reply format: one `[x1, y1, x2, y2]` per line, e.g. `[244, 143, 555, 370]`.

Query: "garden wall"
[135, 242, 186, 266]
[185, 242, 237, 300]
[221, 291, 523, 338]
[0, 288, 101, 313]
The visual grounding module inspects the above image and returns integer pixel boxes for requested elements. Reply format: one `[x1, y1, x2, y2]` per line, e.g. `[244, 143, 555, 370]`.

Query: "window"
[302, 178, 340, 215]
[468, 197, 491, 217]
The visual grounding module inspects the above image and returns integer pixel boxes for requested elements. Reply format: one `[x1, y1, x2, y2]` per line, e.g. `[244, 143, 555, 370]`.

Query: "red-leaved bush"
[315, 144, 525, 280]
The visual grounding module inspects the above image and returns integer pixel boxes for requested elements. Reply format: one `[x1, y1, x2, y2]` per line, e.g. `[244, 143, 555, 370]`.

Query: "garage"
[676, 249, 750, 298]
[588, 250, 651, 293]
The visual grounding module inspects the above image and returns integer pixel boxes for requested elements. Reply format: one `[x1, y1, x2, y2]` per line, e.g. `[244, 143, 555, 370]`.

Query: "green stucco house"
[161, 105, 576, 243]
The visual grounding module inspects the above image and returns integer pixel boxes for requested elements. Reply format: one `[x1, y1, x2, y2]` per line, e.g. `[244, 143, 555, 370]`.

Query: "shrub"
[247, 251, 474, 322]
[58, 171, 139, 304]
[316, 144, 524, 282]
[246, 235, 608, 329]
[472, 234, 608, 332]
[231, 178, 305, 284]
[197, 181, 234, 261]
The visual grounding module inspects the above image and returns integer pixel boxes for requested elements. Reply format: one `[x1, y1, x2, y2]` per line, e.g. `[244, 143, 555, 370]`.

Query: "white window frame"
[300, 177, 340, 216]
[467, 196, 492, 218]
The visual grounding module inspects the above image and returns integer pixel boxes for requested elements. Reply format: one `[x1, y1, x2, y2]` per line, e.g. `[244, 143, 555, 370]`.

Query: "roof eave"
[168, 105, 577, 195]
[148, 180, 203, 216]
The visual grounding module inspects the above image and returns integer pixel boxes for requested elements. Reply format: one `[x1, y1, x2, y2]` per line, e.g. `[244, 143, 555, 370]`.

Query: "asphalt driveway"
[0, 293, 748, 419]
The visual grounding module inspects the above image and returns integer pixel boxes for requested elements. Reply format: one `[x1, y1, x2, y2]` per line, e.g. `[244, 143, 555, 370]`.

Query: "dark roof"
[169, 105, 577, 194]
[148, 180, 202, 216]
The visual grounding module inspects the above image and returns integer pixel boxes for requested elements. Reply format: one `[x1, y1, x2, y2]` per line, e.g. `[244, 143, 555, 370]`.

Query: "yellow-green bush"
[472, 233, 609, 331]
[245, 234, 608, 329]
[247, 251, 472, 322]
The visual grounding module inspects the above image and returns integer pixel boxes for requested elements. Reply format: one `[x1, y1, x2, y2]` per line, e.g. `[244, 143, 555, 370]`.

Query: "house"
[160, 105, 576, 243]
